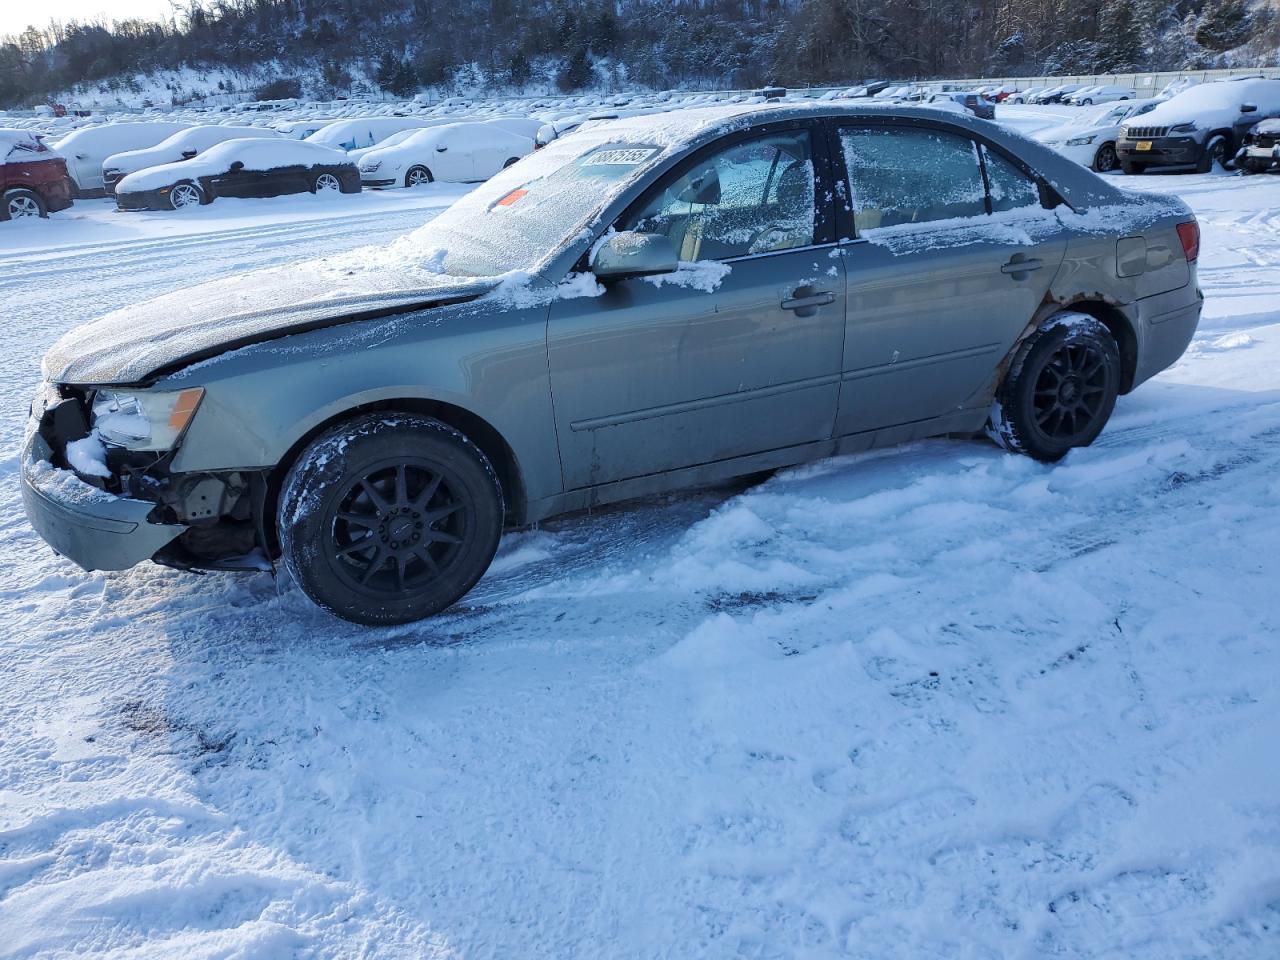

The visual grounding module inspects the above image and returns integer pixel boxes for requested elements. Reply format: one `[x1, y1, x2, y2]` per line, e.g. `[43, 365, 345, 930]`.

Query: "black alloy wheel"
[987, 312, 1120, 462]
[1029, 341, 1111, 443]
[280, 414, 504, 624]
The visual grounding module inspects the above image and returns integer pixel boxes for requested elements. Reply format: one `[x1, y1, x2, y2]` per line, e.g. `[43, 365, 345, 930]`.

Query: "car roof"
[583, 101, 1132, 211]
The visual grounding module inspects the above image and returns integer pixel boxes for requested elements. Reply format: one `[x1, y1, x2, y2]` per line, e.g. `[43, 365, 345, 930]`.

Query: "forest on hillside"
[0, 0, 1274, 108]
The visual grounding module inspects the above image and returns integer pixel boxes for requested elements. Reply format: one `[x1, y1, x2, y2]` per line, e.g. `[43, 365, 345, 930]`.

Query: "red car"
[1, 131, 76, 220]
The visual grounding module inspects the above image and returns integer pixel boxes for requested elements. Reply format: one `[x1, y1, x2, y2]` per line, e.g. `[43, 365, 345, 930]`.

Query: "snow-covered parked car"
[1116, 78, 1280, 174]
[1068, 85, 1137, 106]
[358, 122, 533, 188]
[1033, 99, 1163, 172]
[24, 102, 1203, 625]
[2, 130, 76, 219]
[102, 125, 282, 194]
[51, 121, 190, 197]
[114, 138, 359, 210]
[482, 116, 544, 140]
[927, 92, 994, 120]
[1236, 117, 1280, 173]
[304, 117, 434, 152]
[1007, 86, 1045, 104]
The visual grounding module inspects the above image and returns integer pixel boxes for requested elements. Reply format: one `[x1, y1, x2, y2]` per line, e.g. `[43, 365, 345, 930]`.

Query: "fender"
[165, 295, 565, 506]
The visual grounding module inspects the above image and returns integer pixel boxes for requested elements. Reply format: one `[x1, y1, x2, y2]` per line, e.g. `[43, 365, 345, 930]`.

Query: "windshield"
[387, 135, 666, 278]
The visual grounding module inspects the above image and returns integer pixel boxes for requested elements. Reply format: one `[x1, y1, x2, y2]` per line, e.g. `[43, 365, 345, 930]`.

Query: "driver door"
[546, 124, 846, 490]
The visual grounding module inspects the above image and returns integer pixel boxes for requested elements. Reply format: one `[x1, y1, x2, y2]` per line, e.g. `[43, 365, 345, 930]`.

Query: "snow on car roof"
[1142, 78, 1280, 128]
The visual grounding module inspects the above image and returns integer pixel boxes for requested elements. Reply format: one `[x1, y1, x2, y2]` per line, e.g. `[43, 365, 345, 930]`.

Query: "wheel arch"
[1026, 297, 1138, 394]
[266, 396, 529, 541]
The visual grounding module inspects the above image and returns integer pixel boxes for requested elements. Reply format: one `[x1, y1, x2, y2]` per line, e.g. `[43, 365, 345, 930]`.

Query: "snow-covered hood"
[1034, 122, 1114, 144]
[43, 261, 497, 386]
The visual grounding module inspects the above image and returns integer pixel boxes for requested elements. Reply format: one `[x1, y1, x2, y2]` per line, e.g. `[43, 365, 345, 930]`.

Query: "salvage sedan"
[24, 103, 1203, 624]
[114, 138, 360, 210]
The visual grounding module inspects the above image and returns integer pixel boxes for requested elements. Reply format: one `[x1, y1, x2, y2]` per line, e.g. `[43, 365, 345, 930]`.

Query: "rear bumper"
[21, 432, 185, 572]
[1131, 285, 1204, 388]
[42, 177, 76, 213]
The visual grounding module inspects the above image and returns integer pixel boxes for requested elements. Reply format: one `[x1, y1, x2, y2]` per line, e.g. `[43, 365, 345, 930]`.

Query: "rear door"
[546, 123, 846, 489]
[830, 120, 1067, 436]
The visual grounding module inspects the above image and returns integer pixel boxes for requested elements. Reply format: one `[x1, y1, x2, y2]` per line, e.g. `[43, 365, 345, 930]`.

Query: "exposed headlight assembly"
[1065, 135, 1097, 146]
[1169, 122, 1197, 135]
[360, 160, 381, 172]
[91, 388, 203, 451]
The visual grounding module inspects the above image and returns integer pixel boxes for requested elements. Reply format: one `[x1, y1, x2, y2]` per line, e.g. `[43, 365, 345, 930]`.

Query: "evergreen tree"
[1097, 0, 1145, 71]
[557, 45, 592, 91]
[1194, 0, 1253, 51]
[374, 49, 399, 90]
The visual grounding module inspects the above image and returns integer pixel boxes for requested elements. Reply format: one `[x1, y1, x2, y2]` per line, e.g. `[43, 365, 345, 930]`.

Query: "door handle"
[781, 290, 836, 312]
[1001, 257, 1043, 276]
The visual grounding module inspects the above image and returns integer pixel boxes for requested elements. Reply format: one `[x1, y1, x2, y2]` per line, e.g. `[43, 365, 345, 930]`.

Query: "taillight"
[1176, 220, 1200, 262]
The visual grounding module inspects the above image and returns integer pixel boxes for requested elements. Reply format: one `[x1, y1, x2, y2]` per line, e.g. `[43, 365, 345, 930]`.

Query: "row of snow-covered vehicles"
[1, 115, 542, 218]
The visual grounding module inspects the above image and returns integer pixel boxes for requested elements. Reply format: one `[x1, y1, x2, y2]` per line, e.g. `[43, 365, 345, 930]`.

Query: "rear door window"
[838, 127, 987, 232]
[980, 145, 1041, 212]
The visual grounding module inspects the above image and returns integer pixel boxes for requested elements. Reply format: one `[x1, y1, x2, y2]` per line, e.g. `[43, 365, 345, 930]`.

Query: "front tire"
[1197, 135, 1228, 173]
[986, 312, 1120, 462]
[404, 165, 433, 188]
[279, 414, 504, 625]
[1120, 159, 1146, 176]
[3, 188, 46, 219]
[168, 181, 203, 209]
[1092, 142, 1119, 173]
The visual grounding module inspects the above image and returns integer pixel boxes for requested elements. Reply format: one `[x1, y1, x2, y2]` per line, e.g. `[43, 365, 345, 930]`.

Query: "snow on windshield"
[343, 105, 777, 282]
[1, 132, 49, 162]
[362, 136, 666, 279]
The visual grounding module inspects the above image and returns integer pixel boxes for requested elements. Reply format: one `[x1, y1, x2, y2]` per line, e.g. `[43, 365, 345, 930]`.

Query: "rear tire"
[502, 156, 520, 168]
[3, 188, 46, 219]
[986, 312, 1120, 463]
[313, 172, 342, 193]
[279, 414, 504, 625]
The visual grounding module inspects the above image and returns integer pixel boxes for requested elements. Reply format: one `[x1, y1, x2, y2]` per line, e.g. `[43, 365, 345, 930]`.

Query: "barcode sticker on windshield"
[583, 148, 658, 166]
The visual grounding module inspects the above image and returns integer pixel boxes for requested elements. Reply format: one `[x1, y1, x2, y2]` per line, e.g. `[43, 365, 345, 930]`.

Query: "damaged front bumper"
[20, 431, 187, 572]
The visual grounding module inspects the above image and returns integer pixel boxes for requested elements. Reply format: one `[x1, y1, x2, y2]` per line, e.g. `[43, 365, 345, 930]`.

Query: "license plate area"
[1136, 141, 1152, 151]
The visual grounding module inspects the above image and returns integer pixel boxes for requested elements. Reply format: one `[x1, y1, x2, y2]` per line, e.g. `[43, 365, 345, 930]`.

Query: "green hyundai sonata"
[23, 103, 1203, 624]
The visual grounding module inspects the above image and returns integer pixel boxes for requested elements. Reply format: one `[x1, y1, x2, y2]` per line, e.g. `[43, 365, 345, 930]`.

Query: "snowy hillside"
[1, 108, 1279, 956]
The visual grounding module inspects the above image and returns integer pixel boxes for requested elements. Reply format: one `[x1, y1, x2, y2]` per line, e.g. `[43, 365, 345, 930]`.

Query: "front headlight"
[360, 160, 381, 172]
[1065, 134, 1096, 146]
[91, 387, 203, 451]
[1169, 122, 1196, 135]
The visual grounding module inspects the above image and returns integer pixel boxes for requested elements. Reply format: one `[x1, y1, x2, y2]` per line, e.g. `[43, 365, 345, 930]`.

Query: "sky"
[1, 0, 177, 37]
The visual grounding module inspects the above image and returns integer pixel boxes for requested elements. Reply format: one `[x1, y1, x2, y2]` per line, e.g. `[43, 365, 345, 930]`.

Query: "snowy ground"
[1, 143, 1279, 958]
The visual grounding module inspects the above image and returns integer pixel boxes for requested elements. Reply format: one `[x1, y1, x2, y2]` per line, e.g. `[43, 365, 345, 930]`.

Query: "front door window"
[620, 131, 816, 260]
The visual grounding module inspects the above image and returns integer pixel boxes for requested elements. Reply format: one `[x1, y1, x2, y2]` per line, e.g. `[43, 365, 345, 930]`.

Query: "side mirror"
[75, 152, 88, 160]
[590, 232, 678, 281]
[1242, 103, 1258, 113]
[676, 168, 720, 205]
[229, 160, 244, 172]
[180, 149, 197, 159]
[436, 144, 448, 152]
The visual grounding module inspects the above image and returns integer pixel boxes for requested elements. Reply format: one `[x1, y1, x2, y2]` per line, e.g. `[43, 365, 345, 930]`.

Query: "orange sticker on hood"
[496, 188, 528, 207]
